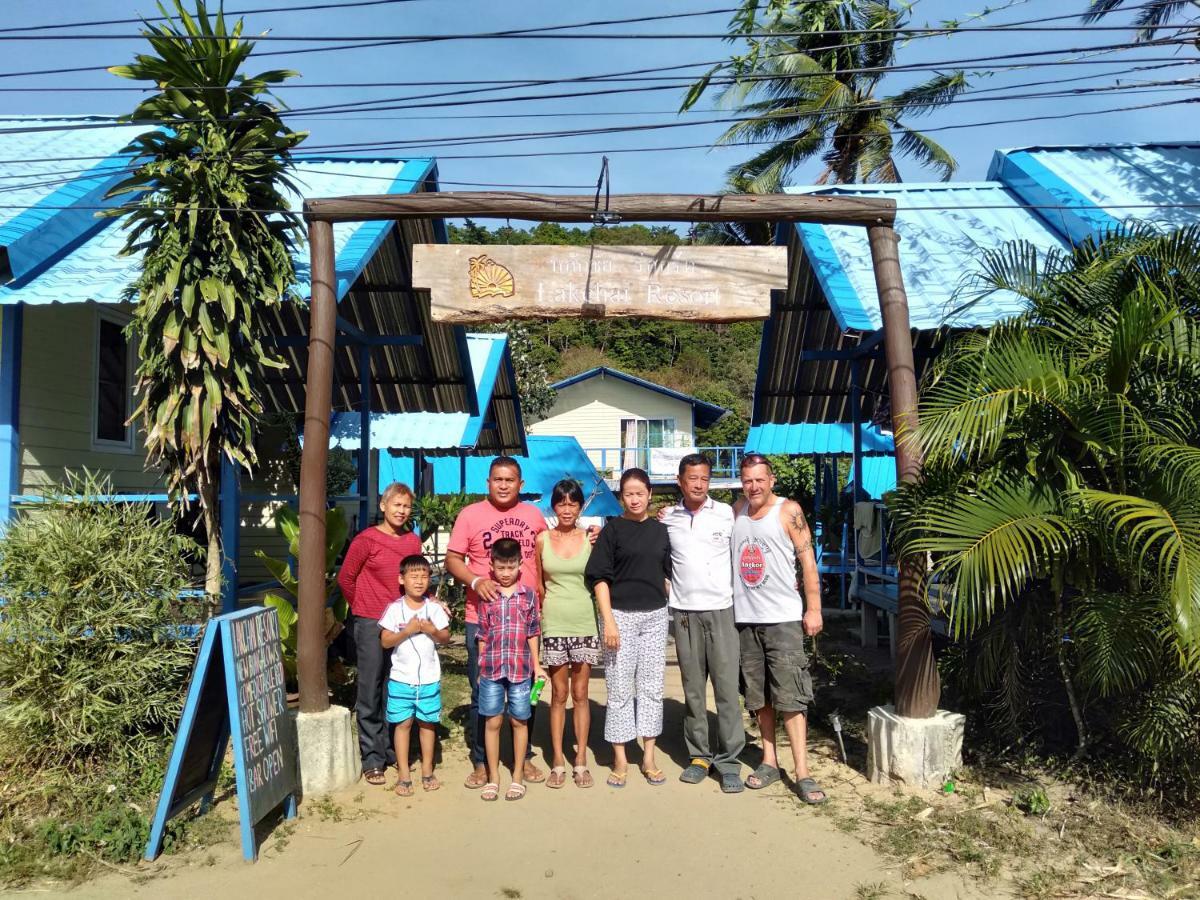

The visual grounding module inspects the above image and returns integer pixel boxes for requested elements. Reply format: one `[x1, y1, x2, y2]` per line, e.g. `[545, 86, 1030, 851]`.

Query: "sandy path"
[42, 645, 992, 900]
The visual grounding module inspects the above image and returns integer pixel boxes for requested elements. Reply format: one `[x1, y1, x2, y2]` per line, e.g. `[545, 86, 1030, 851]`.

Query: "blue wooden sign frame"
[144, 607, 298, 862]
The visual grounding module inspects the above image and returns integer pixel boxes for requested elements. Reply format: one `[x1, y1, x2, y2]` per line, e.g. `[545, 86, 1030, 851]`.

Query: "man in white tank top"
[732, 453, 825, 803]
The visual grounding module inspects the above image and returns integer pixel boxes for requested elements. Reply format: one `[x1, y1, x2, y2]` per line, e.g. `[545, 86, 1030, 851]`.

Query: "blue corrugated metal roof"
[329, 333, 506, 452]
[785, 182, 1068, 331]
[551, 367, 728, 428]
[989, 142, 1200, 243]
[0, 117, 147, 283]
[855, 456, 897, 500]
[744, 422, 894, 455]
[378, 434, 622, 518]
[0, 153, 434, 305]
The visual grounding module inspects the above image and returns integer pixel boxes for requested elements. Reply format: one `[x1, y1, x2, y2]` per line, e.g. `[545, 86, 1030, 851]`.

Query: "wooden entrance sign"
[413, 244, 785, 323]
[144, 607, 299, 862]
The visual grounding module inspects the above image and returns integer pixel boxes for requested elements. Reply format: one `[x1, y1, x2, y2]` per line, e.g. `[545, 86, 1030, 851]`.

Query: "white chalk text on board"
[230, 613, 289, 797]
[413, 244, 785, 323]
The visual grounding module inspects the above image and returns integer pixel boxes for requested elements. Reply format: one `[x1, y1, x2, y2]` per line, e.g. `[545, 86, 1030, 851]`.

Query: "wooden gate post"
[866, 223, 940, 719]
[297, 219, 337, 714]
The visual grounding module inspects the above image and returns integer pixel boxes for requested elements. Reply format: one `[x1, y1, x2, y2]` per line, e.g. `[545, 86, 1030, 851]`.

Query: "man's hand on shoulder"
[586, 525, 600, 544]
[475, 578, 501, 602]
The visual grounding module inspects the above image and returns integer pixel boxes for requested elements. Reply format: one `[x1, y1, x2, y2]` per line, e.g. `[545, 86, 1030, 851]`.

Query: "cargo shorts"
[737, 620, 814, 714]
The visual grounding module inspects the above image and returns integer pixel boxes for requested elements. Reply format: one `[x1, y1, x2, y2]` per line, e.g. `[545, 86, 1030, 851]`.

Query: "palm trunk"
[1054, 590, 1088, 757]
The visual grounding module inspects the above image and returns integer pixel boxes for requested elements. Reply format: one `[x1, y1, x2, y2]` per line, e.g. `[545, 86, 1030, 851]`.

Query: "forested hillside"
[448, 220, 761, 444]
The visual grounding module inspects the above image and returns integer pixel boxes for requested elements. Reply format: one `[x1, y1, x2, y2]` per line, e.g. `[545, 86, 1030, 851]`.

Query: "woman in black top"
[585, 468, 672, 788]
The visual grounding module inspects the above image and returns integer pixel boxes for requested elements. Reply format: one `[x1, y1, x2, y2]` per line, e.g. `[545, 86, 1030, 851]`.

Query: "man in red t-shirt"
[446, 457, 548, 789]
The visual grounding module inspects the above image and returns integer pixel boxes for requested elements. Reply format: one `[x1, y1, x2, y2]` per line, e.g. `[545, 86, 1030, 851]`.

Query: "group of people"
[337, 452, 827, 804]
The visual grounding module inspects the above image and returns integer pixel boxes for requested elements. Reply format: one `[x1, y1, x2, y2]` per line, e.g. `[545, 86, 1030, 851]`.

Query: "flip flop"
[573, 765, 594, 789]
[481, 782, 500, 802]
[640, 767, 667, 786]
[464, 769, 488, 789]
[523, 761, 547, 784]
[606, 771, 627, 789]
[547, 766, 567, 789]
[745, 764, 781, 790]
[363, 767, 386, 786]
[421, 774, 441, 792]
[796, 776, 827, 805]
[505, 782, 527, 801]
[393, 779, 413, 797]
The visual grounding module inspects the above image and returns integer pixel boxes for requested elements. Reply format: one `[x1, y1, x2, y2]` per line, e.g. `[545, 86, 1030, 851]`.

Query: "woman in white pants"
[585, 468, 672, 788]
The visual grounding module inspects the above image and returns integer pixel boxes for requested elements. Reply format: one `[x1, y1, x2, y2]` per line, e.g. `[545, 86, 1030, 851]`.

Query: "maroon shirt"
[337, 527, 423, 619]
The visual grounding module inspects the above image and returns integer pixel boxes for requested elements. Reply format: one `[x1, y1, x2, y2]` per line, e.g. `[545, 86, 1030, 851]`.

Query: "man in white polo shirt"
[661, 453, 745, 793]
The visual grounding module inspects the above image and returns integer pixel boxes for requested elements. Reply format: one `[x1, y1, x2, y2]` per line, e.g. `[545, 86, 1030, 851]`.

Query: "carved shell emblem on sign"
[467, 254, 515, 299]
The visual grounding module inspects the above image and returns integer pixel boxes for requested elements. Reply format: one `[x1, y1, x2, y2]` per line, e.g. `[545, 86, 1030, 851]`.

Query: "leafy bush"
[0, 473, 198, 768]
[0, 473, 205, 884]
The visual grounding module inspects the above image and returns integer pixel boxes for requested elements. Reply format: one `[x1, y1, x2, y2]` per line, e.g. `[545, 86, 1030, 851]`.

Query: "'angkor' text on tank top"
[732, 496, 805, 624]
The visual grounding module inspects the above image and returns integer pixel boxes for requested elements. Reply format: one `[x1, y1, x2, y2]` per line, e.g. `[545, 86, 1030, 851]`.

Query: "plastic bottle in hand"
[529, 676, 547, 705]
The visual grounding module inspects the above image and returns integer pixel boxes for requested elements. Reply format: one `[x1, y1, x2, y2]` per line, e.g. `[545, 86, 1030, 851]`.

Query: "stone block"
[294, 705, 358, 797]
[866, 704, 965, 791]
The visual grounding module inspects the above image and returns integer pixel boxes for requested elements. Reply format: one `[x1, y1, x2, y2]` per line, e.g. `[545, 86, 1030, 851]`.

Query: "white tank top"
[732, 496, 805, 624]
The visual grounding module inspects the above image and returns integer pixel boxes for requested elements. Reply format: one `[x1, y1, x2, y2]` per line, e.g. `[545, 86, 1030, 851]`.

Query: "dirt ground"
[29, 627, 1000, 900]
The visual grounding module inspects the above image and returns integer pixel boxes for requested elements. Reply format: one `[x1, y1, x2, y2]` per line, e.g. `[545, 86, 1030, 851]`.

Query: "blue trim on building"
[550, 366, 728, 428]
[219, 456, 240, 614]
[987, 150, 1121, 244]
[324, 157, 436, 301]
[460, 336, 506, 448]
[0, 151, 135, 282]
[794, 222, 871, 331]
[0, 305, 21, 525]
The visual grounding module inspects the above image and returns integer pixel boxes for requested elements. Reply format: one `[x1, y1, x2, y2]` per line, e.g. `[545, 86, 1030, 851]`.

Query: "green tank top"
[540, 532, 597, 638]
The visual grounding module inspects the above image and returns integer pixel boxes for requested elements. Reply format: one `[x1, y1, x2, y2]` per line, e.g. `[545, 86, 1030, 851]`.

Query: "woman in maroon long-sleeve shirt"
[338, 482, 422, 784]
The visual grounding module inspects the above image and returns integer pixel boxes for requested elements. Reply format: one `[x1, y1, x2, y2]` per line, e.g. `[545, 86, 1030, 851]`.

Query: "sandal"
[523, 760, 546, 784]
[606, 770, 627, 789]
[421, 774, 441, 792]
[393, 779, 413, 797]
[745, 763, 781, 790]
[573, 765, 594, 789]
[640, 767, 667, 786]
[679, 759, 710, 784]
[364, 767, 386, 786]
[481, 782, 500, 802]
[547, 766, 567, 789]
[464, 769, 488, 790]
[796, 776, 827, 805]
[505, 782, 527, 802]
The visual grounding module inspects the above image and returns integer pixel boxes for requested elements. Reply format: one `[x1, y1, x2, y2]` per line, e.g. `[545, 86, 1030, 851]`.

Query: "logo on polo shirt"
[739, 542, 767, 588]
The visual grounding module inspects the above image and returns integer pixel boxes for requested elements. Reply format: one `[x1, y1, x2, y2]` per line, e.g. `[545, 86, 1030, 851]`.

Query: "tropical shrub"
[0, 473, 203, 882]
[893, 225, 1200, 802]
[256, 505, 349, 686]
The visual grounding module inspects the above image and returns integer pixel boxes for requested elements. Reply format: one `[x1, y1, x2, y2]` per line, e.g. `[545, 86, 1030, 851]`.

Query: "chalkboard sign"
[145, 607, 299, 862]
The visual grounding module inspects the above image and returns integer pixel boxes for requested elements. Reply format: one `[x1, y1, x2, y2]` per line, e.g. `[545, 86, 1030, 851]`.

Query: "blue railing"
[584, 446, 744, 480]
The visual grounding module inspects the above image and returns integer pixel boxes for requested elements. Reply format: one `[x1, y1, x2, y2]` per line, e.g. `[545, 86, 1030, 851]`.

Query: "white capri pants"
[603, 606, 670, 743]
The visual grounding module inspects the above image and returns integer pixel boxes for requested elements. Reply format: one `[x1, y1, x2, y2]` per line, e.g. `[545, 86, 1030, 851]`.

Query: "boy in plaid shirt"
[476, 538, 545, 802]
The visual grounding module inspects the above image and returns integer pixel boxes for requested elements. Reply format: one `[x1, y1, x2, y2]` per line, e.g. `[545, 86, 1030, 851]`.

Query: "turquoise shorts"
[386, 681, 442, 724]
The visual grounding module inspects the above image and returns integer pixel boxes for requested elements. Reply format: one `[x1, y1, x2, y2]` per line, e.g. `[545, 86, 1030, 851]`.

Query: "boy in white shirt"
[380, 555, 451, 796]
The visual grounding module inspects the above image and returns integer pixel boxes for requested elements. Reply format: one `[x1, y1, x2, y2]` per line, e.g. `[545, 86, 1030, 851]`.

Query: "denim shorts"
[477, 676, 532, 720]
[386, 681, 442, 724]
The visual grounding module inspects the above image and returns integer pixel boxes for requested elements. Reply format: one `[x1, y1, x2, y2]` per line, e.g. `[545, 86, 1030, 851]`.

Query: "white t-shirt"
[661, 497, 735, 612]
[378, 598, 450, 685]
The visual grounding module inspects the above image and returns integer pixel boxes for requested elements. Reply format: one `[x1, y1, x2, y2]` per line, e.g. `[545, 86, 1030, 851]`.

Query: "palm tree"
[682, 1, 966, 191]
[106, 0, 306, 597]
[892, 224, 1200, 770]
[1083, 0, 1199, 40]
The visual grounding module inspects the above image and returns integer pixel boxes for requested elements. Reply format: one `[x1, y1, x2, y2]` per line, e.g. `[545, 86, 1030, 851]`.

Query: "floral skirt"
[542, 634, 602, 667]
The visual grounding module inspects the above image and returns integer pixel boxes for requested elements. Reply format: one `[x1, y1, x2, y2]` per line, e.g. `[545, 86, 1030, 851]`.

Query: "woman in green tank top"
[535, 479, 599, 789]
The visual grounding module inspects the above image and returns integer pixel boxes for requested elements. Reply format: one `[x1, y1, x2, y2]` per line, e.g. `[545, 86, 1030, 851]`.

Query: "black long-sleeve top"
[584, 516, 672, 611]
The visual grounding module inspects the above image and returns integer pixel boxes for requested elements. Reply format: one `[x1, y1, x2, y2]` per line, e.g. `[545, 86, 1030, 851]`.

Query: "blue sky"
[1, 0, 1195, 197]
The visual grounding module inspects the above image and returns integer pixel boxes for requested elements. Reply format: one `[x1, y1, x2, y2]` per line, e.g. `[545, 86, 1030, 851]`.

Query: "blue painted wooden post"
[850, 359, 864, 500]
[0, 304, 22, 525]
[220, 455, 240, 613]
[357, 343, 371, 530]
